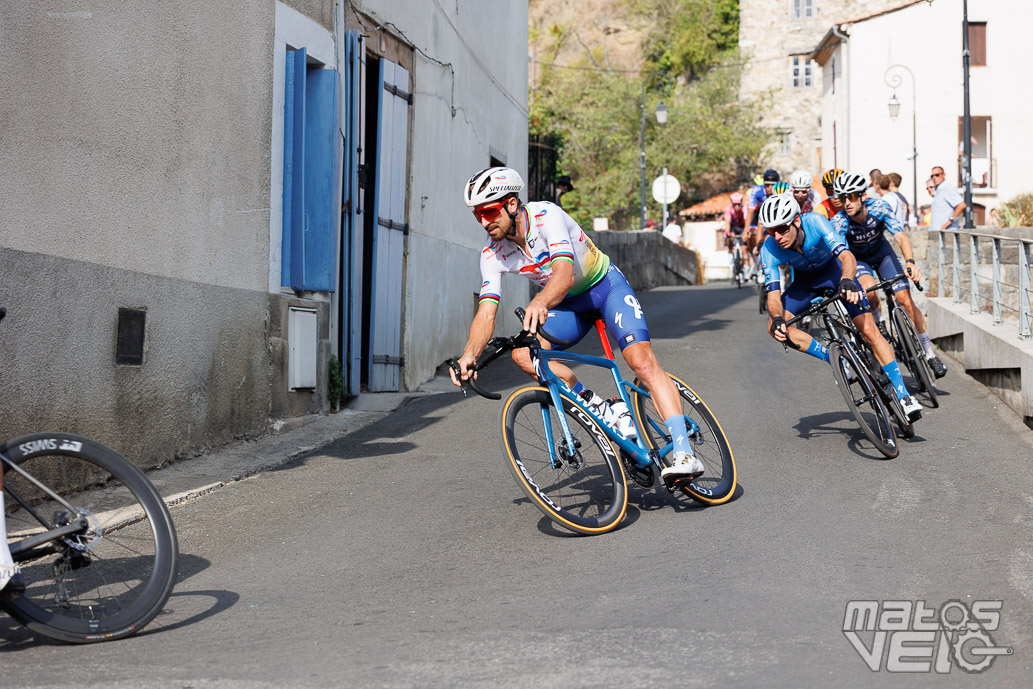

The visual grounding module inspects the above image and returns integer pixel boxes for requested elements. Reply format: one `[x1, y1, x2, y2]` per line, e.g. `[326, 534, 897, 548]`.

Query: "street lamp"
[884, 64, 917, 226]
[640, 75, 672, 231]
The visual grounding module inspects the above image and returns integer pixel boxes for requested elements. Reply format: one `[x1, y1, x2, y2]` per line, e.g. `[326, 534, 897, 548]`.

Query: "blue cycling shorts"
[545, 264, 650, 352]
[782, 259, 870, 320]
[854, 239, 909, 293]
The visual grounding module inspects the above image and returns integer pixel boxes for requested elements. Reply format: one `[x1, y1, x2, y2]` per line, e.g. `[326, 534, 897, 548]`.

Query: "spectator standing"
[867, 169, 883, 199]
[886, 172, 911, 225]
[555, 175, 574, 208]
[876, 176, 907, 226]
[662, 216, 684, 245]
[929, 166, 967, 230]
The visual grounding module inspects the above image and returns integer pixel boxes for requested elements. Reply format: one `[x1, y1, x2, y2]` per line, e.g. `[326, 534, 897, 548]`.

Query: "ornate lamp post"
[639, 75, 671, 231]
[885, 64, 918, 226]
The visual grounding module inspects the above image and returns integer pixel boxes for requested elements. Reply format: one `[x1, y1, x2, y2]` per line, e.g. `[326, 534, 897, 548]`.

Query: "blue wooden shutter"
[342, 30, 363, 393]
[282, 48, 306, 287]
[281, 48, 341, 292]
[368, 60, 410, 392]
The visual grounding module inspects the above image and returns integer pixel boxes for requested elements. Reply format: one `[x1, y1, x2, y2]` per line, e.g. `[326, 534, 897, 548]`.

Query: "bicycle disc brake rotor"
[557, 439, 584, 470]
[59, 507, 104, 551]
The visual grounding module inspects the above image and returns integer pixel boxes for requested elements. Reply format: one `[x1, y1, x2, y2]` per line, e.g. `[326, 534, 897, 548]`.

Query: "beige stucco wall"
[1, 1, 279, 293]
[0, 1, 336, 466]
[348, 1, 530, 390]
[818, 0, 1031, 215]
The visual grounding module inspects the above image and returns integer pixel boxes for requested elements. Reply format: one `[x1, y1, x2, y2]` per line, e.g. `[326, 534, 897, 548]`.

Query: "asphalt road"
[3, 283, 1032, 688]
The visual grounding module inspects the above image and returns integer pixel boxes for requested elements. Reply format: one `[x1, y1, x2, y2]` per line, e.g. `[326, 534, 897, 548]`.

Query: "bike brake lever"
[448, 360, 469, 398]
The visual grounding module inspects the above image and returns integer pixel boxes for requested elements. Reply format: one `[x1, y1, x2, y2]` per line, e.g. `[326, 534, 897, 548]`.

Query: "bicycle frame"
[1, 450, 88, 559]
[528, 347, 697, 472]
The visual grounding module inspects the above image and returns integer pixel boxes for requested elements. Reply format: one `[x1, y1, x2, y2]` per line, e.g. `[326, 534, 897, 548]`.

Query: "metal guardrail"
[933, 229, 1032, 340]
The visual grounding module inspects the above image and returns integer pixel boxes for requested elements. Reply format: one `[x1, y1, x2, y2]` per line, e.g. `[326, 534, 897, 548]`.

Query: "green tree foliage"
[530, 2, 769, 229]
[634, 0, 740, 80]
[997, 193, 1033, 227]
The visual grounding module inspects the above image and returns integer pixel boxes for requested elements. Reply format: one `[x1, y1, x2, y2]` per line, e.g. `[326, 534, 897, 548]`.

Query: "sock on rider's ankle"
[571, 380, 585, 395]
[805, 338, 830, 362]
[882, 361, 910, 399]
[918, 332, 935, 358]
[664, 414, 693, 456]
[0, 494, 13, 569]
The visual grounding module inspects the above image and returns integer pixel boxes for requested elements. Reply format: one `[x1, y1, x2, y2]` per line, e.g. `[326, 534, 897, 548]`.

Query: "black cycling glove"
[839, 278, 858, 297]
[769, 316, 787, 337]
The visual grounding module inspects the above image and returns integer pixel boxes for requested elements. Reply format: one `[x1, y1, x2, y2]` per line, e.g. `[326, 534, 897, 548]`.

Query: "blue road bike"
[453, 309, 736, 535]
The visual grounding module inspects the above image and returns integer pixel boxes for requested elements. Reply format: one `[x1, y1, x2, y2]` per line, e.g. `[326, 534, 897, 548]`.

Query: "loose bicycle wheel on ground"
[892, 308, 939, 408]
[1, 433, 178, 643]
[631, 374, 736, 505]
[828, 343, 899, 458]
[500, 387, 628, 535]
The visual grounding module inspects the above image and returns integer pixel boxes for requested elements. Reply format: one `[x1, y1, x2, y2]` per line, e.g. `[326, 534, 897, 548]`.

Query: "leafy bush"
[327, 356, 344, 409]
[997, 193, 1033, 228]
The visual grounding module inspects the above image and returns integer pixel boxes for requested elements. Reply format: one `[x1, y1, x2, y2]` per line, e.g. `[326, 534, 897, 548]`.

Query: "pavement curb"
[148, 375, 457, 509]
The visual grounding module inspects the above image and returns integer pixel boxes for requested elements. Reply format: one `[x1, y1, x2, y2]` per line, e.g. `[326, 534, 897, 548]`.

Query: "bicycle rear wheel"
[828, 343, 899, 458]
[631, 374, 736, 505]
[733, 254, 743, 288]
[500, 387, 628, 535]
[1, 433, 177, 643]
[892, 308, 939, 409]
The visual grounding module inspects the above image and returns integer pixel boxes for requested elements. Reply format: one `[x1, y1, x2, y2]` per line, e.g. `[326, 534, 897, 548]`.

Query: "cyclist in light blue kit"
[831, 172, 948, 379]
[758, 194, 923, 422]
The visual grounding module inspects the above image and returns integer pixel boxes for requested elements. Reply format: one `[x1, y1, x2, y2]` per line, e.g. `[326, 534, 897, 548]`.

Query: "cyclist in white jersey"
[1, 478, 23, 597]
[450, 167, 703, 480]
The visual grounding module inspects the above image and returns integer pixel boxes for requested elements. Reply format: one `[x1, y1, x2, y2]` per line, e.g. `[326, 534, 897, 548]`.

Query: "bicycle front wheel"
[892, 308, 939, 408]
[500, 387, 628, 535]
[631, 374, 736, 505]
[1, 433, 178, 643]
[828, 343, 899, 458]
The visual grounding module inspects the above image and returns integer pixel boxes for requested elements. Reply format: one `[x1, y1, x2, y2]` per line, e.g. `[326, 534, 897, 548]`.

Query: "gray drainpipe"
[831, 24, 850, 170]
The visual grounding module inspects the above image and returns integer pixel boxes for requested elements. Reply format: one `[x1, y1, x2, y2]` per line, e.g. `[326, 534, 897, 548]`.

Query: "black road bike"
[1, 308, 178, 643]
[785, 292, 909, 458]
[866, 274, 939, 409]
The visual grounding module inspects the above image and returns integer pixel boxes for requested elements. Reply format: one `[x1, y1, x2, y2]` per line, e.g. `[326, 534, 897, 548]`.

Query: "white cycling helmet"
[463, 167, 525, 207]
[790, 170, 812, 190]
[758, 193, 800, 228]
[833, 171, 868, 197]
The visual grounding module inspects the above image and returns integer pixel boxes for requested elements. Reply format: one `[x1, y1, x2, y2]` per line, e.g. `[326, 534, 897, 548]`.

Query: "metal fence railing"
[933, 229, 1033, 340]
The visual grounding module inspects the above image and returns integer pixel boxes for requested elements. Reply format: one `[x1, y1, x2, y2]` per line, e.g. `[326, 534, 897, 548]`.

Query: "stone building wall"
[739, 0, 904, 177]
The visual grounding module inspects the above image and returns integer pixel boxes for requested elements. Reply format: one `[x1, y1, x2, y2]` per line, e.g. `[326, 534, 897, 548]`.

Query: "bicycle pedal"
[662, 473, 702, 493]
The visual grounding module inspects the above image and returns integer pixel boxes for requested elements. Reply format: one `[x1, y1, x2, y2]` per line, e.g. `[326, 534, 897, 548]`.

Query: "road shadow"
[794, 411, 896, 460]
[0, 553, 234, 648]
[523, 480, 746, 538]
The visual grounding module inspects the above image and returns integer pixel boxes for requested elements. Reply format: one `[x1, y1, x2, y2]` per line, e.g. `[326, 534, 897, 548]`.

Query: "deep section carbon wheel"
[631, 374, 736, 505]
[500, 387, 627, 535]
[1, 433, 178, 643]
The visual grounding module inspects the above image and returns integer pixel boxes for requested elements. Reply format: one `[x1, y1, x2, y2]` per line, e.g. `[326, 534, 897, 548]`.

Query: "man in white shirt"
[930, 166, 967, 230]
[662, 216, 684, 245]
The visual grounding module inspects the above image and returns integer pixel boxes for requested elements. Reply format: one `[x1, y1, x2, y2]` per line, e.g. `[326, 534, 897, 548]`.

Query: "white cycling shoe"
[661, 451, 704, 481]
[900, 395, 923, 423]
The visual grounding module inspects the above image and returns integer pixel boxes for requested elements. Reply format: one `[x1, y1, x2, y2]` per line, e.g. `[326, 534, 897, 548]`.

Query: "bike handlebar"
[513, 307, 573, 348]
[869, 272, 924, 293]
[450, 308, 572, 401]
